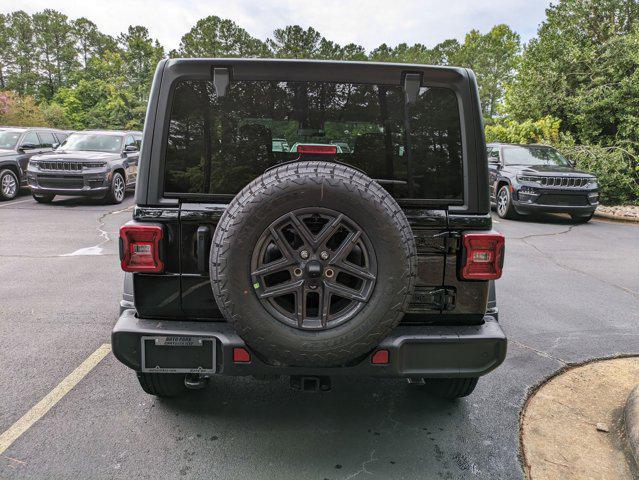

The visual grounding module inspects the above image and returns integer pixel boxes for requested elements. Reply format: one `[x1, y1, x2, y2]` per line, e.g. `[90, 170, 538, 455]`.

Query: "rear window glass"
[164, 80, 463, 201]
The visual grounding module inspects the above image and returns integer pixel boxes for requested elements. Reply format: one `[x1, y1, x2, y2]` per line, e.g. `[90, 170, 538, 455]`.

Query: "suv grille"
[38, 161, 82, 172]
[538, 176, 589, 188]
[536, 194, 589, 206]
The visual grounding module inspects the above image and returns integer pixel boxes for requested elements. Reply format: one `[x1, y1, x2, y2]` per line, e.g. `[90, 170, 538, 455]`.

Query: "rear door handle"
[196, 226, 211, 274]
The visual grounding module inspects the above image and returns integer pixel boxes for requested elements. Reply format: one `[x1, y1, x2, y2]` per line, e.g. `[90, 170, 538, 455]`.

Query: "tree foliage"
[0, 5, 636, 203]
[506, 0, 639, 146]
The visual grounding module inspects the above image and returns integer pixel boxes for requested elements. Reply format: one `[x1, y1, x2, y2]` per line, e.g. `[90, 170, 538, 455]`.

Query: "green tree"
[453, 25, 520, 119]
[118, 26, 164, 103]
[173, 16, 268, 57]
[73, 17, 116, 69]
[0, 14, 9, 88]
[267, 25, 323, 58]
[505, 0, 639, 145]
[32, 9, 78, 100]
[5, 11, 38, 95]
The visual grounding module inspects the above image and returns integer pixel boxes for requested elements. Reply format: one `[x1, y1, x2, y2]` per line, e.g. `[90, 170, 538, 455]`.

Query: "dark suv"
[27, 130, 142, 204]
[487, 143, 598, 222]
[112, 59, 507, 400]
[0, 126, 69, 201]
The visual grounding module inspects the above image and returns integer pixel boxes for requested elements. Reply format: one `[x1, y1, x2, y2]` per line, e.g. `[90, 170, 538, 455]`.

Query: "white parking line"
[0, 198, 33, 208]
[0, 344, 111, 455]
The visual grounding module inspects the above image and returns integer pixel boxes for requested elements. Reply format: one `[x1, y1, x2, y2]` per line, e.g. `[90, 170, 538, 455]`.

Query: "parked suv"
[112, 59, 506, 400]
[0, 126, 69, 200]
[27, 130, 142, 204]
[487, 143, 598, 222]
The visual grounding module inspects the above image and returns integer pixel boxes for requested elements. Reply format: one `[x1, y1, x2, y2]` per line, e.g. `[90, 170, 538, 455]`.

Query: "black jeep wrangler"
[112, 59, 506, 400]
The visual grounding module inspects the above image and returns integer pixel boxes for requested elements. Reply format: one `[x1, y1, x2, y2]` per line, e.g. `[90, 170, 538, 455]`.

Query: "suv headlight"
[83, 162, 107, 168]
[516, 175, 540, 184]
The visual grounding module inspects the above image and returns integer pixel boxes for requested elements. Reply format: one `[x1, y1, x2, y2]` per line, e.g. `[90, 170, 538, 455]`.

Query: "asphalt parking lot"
[0, 191, 637, 479]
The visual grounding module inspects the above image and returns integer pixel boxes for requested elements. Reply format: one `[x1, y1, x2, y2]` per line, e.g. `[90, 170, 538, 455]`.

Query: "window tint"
[21, 131, 40, 147]
[53, 132, 68, 143]
[164, 80, 463, 201]
[124, 135, 135, 149]
[134, 135, 142, 150]
[38, 131, 56, 148]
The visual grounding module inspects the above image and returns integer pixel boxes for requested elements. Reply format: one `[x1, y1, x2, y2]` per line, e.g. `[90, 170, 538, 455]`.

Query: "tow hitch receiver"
[290, 375, 332, 392]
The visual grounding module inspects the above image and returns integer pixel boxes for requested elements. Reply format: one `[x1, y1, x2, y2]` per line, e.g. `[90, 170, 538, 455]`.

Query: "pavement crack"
[513, 225, 578, 241]
[61, 205, 133, 257]
[519, 233, 639, 300]
[510, 340, 567, 365]
[342, 449, 378, 480]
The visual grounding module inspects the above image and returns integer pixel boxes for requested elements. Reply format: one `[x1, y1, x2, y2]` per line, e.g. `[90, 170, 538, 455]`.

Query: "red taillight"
[371, 349, 389, 365]
[233, 347, 251, 363]
[296, 144, 337, 155]
[119, 223, 164, 273]
[460, 232, 505, 280]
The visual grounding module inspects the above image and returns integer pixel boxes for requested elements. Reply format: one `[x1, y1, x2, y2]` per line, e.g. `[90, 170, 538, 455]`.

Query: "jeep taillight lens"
[460, 232, 505, 280]
[119, 223, 164, 273]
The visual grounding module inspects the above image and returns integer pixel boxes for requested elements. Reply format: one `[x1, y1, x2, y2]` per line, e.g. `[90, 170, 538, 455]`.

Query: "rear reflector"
[296, 144, 337, 155]
[371, 349, 389, 365]
[233, 347, 251, 363]
[119, 223, 164, 273]
[460, 232, 505, 280]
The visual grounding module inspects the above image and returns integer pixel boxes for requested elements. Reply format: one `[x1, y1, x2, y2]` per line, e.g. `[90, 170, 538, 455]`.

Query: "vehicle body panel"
[114, 59, 506, 380]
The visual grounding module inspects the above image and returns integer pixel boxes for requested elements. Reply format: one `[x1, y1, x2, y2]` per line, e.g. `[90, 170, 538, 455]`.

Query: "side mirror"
[124, 145, 138, 153]
[52, 142, 60, 149]
[19, 142, 39, 151]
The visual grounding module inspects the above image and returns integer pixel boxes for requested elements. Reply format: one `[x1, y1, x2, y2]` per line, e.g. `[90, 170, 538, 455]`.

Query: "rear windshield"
[164, 80, 463, 202]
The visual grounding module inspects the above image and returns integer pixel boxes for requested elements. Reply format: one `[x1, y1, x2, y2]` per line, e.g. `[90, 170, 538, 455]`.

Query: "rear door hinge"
[411, 287, 456, 311]
[432, 288, 456, 311]
[433, 231, 461, 253]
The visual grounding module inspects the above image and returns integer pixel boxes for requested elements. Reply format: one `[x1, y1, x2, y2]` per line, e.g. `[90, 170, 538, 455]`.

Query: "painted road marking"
[0, 198, 33, 208]
[0, 344, 111, 455]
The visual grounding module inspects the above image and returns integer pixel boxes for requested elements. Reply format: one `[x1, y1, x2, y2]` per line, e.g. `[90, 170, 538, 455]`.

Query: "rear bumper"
[112, 309, 507, 378]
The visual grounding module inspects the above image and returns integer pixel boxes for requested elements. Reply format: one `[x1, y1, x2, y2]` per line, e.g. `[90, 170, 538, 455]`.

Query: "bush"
[485, 116, 568, 144]
[558, 144, 639, 206]
[485, 115, 639, 205]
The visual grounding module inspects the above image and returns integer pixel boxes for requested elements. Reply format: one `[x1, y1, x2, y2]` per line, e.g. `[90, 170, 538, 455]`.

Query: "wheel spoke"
[325, 280, 366, 302]
[287, 213, 316, 250]
[251, 258, 294, 277]
[258, 279, 304, 299]
[269, 226, 296, 260]
[318, 289, 331, 327]
[315, 214, 344, 247]
[336, 260, 376, 281]
[329, 230, 361, 263]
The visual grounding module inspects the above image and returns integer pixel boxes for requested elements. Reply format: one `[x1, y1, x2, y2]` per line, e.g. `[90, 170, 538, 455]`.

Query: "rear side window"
[163, 80, 463, 202]
[21, 131, 39, 147]
[38, 131, 56, 148]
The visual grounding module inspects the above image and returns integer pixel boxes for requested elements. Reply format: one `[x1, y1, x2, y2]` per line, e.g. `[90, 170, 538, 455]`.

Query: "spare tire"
[210, 161, 416, 367]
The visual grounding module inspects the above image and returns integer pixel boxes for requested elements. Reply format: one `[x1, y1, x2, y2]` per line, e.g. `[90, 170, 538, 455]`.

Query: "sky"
[2, 0, 553, 51]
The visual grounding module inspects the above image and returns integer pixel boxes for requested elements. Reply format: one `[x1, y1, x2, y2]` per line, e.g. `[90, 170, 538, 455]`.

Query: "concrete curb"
[594, 211, 639, 223]
[625, 385, 639, 468]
